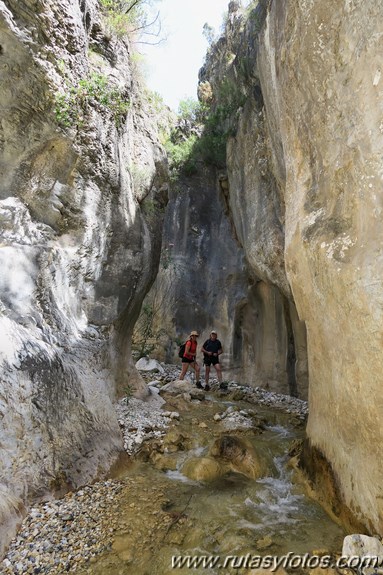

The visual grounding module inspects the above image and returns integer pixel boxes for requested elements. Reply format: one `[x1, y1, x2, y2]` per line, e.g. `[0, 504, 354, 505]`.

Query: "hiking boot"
[204, 384, 210, 391]
[219, 382, 228, 390]
[196, 381, 203, 389]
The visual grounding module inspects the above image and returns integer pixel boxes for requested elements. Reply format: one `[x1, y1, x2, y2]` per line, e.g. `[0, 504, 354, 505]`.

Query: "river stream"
[75, 390, 346, 575]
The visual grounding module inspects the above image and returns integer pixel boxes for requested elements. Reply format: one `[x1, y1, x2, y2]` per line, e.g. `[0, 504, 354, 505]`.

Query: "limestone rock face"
[139, 167, 250, 377]
[0, 0, 167, 552]
[257, 0, 383, 533]
[195, 3, 308, 397]
[193, 0, 383, 534]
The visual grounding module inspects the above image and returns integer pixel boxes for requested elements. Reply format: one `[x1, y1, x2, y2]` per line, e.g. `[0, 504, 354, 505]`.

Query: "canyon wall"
[257, 0, 383, 534]
[0, 0, 168, 552]
[159, 0, 383, 534]
[182, 0, 308, 396]
[142, 163, 303, 394]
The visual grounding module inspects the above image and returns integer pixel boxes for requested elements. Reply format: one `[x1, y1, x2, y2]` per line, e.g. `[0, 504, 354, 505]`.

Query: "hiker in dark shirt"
[201, 330, 223, 391]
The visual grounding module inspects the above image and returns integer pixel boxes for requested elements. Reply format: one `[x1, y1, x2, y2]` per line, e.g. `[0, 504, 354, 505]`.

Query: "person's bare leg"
[215, 363, 223, 384]
[194, 362, 200, 382]
[205, 365, 210, 387]
[192, 362, 202, 387]
[179, 363, 189, 380]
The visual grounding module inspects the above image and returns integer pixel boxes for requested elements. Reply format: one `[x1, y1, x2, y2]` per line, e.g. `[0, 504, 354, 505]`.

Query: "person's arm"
[214, 343, 223, 357]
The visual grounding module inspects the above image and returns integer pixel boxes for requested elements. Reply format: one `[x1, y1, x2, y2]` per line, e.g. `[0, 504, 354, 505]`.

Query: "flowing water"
[77, 393, 346, 575]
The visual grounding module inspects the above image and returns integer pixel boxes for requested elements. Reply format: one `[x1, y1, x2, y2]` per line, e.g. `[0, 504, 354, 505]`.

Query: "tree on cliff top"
[100, 0, 163, 43]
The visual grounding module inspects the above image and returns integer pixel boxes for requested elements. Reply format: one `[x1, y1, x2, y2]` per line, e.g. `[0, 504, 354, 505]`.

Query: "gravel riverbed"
[1, 363, 308, 574]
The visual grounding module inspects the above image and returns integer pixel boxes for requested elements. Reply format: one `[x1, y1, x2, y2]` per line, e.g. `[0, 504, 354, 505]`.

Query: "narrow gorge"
[1, 0, 383, 567]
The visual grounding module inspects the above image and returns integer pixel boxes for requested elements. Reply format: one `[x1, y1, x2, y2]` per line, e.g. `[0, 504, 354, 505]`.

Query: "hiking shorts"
[182, 357, 196, 363]
[204, 356, 219, 367]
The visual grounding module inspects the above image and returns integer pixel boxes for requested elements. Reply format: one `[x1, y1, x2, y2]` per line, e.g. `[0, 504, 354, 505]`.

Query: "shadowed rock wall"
[0, 0, 167, 552]
[146, 167, 249, 377]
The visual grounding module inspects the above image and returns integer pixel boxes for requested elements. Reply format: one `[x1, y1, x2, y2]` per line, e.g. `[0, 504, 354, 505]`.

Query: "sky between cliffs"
[141, 0, 233, 111]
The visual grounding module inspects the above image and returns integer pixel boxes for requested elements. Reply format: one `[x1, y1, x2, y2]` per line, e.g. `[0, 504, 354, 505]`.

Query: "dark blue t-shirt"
[203, 339, 222, 354]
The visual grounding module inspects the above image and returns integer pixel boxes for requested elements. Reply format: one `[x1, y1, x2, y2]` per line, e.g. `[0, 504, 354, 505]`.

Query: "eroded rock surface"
[0, 0, 168, 552]
[167, 0, 383, 537]
[257, 0, 383, 534]
[199, 0, 383, 535]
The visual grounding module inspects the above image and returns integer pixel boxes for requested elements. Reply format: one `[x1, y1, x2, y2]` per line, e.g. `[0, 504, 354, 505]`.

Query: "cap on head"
[190, 330, 199, 336]
[211, 330, 217, 335]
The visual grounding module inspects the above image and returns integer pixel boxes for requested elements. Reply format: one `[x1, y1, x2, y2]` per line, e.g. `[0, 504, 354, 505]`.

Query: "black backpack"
[178, 342, 186, 358]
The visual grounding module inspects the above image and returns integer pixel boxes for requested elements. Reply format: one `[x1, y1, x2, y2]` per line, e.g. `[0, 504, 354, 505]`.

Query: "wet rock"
[189, 389, 206, 401]
[150, 453, 178, 471]
[210, 435, 267, 479]
[163, 430, 189, 451]
[181, 457, 223, 482]
[256, 534, 274, 549]
[163, 396, 192, 412]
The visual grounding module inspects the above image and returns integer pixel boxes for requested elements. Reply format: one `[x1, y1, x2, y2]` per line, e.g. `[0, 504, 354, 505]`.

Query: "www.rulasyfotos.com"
[171, 552, 383, 570]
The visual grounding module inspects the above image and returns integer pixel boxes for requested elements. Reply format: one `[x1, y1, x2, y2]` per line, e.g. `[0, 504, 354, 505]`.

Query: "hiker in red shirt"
[179, 331, 202, 388]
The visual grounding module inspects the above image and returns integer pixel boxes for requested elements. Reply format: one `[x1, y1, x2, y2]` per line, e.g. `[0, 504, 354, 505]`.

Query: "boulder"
[159, 380, 192, 395]
[342, 534, 383, 557]
[210, 435, 266, 479]
[342, 534, 383, 574]
[181, 457, 223, 482]
[135, 357, 165, 373]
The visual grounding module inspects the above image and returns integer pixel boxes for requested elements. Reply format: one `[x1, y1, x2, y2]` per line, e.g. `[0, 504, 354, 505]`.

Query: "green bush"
[54, 72, 130, 129]
[164, 135, 198, 178]
[164, 79, 247, 177]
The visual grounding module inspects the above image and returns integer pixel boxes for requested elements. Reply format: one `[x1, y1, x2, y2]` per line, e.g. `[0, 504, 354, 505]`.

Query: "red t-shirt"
[184, 339, 197, 359]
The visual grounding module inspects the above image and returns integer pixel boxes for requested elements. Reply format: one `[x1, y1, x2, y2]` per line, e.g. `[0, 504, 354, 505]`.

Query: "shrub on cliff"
[54, 71, 130, 129]
[100, 0, 162, 42]
[165, 83, 246, 177]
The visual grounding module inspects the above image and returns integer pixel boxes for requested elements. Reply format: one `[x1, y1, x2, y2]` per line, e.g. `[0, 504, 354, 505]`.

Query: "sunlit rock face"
[0, 0, 167, 552]
[257, 0, 383, 534]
